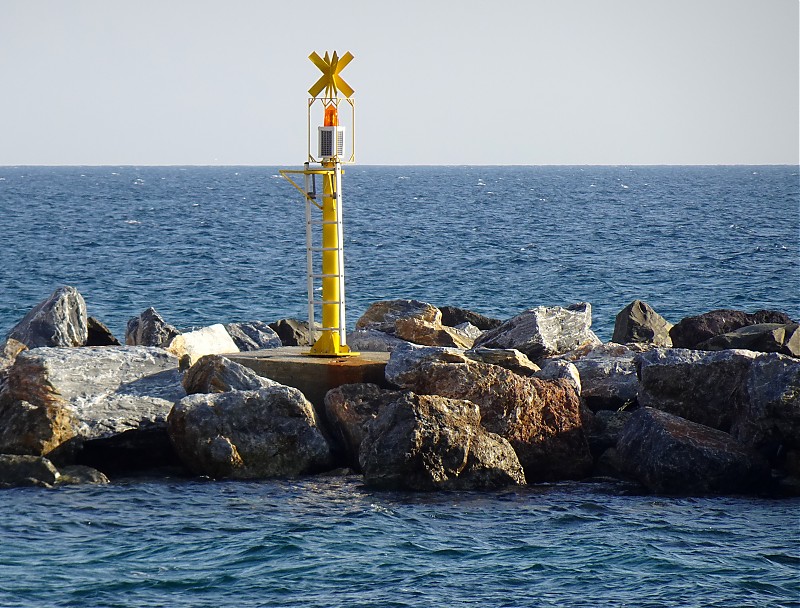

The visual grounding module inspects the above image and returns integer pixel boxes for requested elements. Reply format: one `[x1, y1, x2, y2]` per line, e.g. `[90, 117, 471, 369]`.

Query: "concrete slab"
[228, 347, 391, 408]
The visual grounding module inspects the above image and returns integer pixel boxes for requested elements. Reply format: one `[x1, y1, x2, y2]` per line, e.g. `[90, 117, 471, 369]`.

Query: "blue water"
[0, 166, 799, 606]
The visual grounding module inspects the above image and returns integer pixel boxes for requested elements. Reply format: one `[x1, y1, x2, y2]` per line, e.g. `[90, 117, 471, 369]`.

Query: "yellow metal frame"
[278, 50, 358, 357]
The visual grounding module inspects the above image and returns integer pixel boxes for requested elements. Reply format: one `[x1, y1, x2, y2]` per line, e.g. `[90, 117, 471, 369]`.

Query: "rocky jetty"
[1, 286, 797, 496]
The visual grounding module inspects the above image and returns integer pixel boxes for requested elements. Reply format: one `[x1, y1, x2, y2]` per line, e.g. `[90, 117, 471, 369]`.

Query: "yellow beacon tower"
[281, 51, 358, 357]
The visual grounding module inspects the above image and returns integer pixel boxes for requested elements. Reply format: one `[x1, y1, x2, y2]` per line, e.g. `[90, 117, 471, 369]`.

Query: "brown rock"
[439, 306, 503, 330]
[385, 345, 593, 481]
[612, 300, 673, 347]
[324, 383, 402, 470]
[0, 399, 77, 456]
[359, 392, 526, 490]
[670, 309, 793, 349]
[698, 323, 800, 357]
[394, 317, 474, 349]
[86, 317, 121, 346]
[465, 347, 540, 377]
[356, 300, 441, 334]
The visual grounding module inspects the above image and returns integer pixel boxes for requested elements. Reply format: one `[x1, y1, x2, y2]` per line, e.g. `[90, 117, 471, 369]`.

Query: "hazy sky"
[1, 0, 797, 165]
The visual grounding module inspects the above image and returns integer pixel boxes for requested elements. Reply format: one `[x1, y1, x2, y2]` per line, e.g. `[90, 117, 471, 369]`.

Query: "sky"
[1, 0, 797, 165]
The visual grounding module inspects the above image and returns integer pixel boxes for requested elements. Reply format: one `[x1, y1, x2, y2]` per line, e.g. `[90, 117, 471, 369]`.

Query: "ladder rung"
[310, 273, 342, 279]
[309, 220, 339, 225]
[311, 299, 343, 306]
[311, 326, 344, 332]
[309, 247, 339, 252]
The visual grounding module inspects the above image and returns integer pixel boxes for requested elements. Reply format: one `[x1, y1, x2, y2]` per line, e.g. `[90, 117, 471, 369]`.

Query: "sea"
[0, 165, 798, 607]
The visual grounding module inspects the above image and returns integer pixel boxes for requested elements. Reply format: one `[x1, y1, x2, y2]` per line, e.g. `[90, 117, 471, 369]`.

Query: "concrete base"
[229, 347, 391, 409]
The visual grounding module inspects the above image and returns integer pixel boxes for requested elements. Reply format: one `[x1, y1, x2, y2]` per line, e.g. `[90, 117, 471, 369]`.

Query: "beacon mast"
[280, 51, 357, 357]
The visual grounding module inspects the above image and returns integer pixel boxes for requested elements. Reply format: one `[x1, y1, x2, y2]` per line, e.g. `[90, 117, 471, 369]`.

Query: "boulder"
[359, 391, 526, 490]
[473, 302, 601, 362]
[439, 306, 503, 331]
[324, 383, 403, 469]
[616, 407, 770, 495]
[346, 329, 409, 352]
[224, 321, 282, 352]
[465, 347, 540, 377]
[612, 300, 673, 347]
[268, 318, 313, 347]
[166, 324, 239, 367]
[637, 348, 800, 461]
[355, 300, 441, 334]
[0, 399, 77, 456]
[385, 345, 593, 481]
[125, 307, 180, 347]
[453, 322, 483, 342]
[557, 343, 639, 411]
[636, 348, 755, 432]
[394, 317, 474, 349]
[0, 346, 184, 461]
[86, 317, 121, 346]
[583, 409, 632, 460]
[669, 309, 793, 349]
[167, 386, 334, 479]
[6, 286, 88, 348]
[732, 353, 800, 452]
[0, 338, 27, 393]
[183, 354, 278, 395]
[534, 359, 581, 394]
[0, 454, 60, 488]
[57, 464, 110, 485]
[698, 323, 800, 357]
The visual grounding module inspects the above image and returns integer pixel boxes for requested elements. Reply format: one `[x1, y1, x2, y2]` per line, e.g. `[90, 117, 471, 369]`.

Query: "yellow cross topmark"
[308, 51, 354, 99]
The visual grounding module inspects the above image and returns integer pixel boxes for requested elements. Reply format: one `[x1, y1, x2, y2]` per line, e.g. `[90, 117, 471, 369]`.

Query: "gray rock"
[224, 321, 282, 351]
[1, 346, 184, 454]
[0, 454, 60, 488]
[183, 354, 278, 395]
[168, 386, 334, 479]
[385, 344, 593, 482]
[346, 329, 410, 352]
[637, 348, 800, 462]
[355, 300, 441, 334]
[6, 286, 88, 348]
[466, 347, 541, 377]
[324, 383, 403, 469]
[616, 407, 770, 495]
[584, 409, 632, 459]
[359, 392, 526, 491]
[439, 306, 503, 331]
[56, 465, 110, 485]
[635, 348, 755, 432]
[125, 307, 180, 347]
[698, 323, 800, 357]
[612, 300, 673, 347]
[732, 353, 800, 452]
[670, 309, 793, 349]
[86, 317, 121, 346]
[535, 359, 581, 394]
[560, 343, 639, 411]
[269, 318, 314, 347]
[473, 302, 601, 362]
